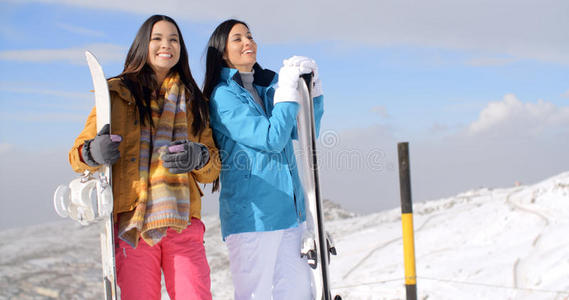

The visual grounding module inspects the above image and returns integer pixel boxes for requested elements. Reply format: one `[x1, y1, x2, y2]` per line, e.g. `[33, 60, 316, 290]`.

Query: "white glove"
[283, 56, 323, 98]
[273, 65, 302, 104]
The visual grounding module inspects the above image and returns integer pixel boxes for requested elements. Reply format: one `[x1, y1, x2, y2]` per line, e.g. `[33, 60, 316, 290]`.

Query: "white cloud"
[13, 0, 569, 64]
[468, 94, 569, 138]
[0, 83, 91, 100]
[56, 22, 106, 38]
[0, 43, 125, 64]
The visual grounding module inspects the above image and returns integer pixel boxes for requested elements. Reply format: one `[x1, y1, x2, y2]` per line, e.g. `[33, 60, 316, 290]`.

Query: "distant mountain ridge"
[322, 199, 359, 221]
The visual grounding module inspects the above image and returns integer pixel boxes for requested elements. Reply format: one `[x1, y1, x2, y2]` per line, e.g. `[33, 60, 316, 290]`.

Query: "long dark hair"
[115, 15, 209, 135]
[203, 19, 249, 192]
[202, 19, 249, 100]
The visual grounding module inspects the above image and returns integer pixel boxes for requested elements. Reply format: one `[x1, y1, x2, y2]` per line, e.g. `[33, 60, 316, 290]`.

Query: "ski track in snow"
[1, 173, 569, 299]
[504, 187, 550, 293]
[503, 182, 569, 300]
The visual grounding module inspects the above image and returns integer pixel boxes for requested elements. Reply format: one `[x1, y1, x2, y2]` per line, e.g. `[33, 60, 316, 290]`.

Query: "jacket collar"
[108, 77, 134, 104]
[220, 63, 276, 88]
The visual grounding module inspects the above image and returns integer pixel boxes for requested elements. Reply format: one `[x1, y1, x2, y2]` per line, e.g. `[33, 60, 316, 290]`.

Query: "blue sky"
[1, 0, 568, 228]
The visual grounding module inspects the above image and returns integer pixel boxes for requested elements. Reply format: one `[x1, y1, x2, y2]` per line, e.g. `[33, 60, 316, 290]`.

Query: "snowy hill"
[329, 171, 569, 299]
[1, 172, 568, 299]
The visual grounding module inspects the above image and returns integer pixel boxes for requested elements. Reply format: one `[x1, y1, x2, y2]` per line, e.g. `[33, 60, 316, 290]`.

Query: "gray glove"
[82, 124, 122, 167]
[162, 140, 210, 174]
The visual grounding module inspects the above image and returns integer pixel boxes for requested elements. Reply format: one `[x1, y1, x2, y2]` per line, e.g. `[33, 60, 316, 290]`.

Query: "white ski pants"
[225, 223, 313, 300]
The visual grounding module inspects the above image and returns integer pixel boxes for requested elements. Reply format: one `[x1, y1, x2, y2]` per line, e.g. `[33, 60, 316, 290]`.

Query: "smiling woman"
[203, 19, 325, 300]
[67, 15, 220, 300]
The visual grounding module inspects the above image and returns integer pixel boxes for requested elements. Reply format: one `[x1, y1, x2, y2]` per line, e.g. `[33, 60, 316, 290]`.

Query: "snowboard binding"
[53, 171, 113, 225]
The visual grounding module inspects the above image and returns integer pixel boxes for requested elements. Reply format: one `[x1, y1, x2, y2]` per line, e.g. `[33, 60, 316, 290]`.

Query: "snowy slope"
[1, 172, 568, 299]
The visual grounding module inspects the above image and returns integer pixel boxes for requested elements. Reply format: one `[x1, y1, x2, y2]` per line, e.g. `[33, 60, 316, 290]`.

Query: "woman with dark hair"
[204, 19, 324, 299]
[68, 15, 220, 299]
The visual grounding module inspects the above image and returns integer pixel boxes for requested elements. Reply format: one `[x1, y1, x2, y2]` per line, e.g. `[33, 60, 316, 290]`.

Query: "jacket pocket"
[220, 169, 251, 199]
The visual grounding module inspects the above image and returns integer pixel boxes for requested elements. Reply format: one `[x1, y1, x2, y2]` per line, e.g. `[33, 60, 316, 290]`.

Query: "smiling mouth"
[243, 50, 254, 55]
[158, 53, 172, 58]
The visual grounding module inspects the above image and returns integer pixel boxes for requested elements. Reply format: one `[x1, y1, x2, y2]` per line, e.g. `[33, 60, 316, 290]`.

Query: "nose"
[160, 40, 171, 49]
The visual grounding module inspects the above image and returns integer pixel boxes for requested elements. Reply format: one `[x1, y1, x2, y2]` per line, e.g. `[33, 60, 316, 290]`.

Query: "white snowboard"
[53, 51, 118, 299]
[85, 50, 118, 300]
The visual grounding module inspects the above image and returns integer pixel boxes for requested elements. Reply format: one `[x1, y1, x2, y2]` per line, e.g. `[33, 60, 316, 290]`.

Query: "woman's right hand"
[162, 140, 210, 174]
[82, 124, 122, 167]
[273, 56, 320, 104]
[273, 65, 302, 104]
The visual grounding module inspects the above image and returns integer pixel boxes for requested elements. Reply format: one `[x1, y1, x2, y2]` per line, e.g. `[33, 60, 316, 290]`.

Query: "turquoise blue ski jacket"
[209, 64, 324, 239]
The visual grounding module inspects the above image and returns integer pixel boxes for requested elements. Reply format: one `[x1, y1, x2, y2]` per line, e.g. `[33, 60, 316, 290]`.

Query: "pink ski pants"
[115, 218, 212, 300]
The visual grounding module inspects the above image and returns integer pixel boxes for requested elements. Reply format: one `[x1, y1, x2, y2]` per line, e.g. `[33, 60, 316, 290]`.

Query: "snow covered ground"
[1, 172, 568, 299]
[329, 172, 569, 300]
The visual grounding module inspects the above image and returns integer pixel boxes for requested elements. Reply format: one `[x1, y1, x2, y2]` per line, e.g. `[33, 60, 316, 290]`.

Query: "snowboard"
[86, 50, 118, 300]
[295, 74, 341, 300]
[53, 51, 118, 299]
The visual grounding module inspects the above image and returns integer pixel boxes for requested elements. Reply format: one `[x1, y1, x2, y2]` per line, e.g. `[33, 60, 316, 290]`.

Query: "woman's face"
[223, 23, 257, 72]
[147, 20, 181, 81]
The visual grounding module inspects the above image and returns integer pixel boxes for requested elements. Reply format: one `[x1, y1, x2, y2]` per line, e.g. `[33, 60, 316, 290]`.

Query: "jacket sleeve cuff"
[192, 147, 220, 183]
[82, 139, 101, 167]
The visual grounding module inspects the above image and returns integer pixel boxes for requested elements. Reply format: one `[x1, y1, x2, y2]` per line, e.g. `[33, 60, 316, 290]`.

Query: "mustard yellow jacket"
[69, 78, 220, 221]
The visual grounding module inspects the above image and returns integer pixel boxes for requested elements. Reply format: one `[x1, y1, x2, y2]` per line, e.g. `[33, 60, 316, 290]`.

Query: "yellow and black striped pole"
[397, 142, 417, 300]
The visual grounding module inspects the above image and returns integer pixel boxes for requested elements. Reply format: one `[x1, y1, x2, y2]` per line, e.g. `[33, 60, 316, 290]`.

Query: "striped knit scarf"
[118, 73, 190, 248]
